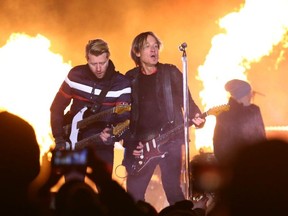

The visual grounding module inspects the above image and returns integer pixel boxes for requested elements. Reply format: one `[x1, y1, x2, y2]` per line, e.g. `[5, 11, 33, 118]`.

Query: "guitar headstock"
[206, 104, 230, 116]
[114, 104, 131, 114]
[112, 119, 130, 137]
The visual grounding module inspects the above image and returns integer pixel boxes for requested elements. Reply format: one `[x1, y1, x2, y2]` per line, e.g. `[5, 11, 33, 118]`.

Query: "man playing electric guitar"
[50, 39, 131, 175]
[122, 32, 206, 206]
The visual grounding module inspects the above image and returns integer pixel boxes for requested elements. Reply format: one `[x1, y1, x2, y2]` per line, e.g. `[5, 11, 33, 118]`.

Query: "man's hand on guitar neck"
[100, 127, 114, 145]
[190, 113, 206, 128]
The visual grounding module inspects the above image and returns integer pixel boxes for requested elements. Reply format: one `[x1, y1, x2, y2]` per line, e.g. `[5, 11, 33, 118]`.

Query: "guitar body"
[131, 138, 168, 174]
[128, 125, 182, 175]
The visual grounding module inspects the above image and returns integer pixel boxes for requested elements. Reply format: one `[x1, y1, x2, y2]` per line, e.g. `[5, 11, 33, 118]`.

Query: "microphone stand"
[179, 43, 192, 200]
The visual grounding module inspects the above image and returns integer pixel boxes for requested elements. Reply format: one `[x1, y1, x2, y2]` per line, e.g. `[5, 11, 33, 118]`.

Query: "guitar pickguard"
[69, 107, 88, 150]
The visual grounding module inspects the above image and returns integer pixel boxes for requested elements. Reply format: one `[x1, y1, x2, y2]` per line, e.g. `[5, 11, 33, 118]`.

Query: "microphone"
[252, 90, 265, 97]
[179, 42, 187, 51]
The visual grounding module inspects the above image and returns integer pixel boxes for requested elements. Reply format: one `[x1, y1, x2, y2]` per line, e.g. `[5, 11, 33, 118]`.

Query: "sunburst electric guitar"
[74, 119, 130, 150]
[128, 104, 230, 175]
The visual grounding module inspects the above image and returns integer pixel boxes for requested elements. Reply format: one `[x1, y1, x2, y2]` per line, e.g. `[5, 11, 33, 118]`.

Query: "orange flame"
[0, 33, 72, 156]
[195, 0, 288, 152]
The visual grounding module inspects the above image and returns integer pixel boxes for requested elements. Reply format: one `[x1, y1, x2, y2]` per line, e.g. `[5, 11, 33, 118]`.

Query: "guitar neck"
[142, 105, 229, 150]
[154, 124, 184, 146]
[77, 108, 114, 129]
[152, 112, 209, 147]
[74, 120, 129, 150]
[74, 132, 102, 150]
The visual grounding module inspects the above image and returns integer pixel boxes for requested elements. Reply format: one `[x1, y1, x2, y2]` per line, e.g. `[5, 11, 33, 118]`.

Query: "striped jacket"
[50, 60, 131, 141]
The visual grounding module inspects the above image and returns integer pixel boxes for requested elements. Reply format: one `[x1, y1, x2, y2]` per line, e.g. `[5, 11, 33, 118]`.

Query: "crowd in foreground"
[1, 110, 288, 216]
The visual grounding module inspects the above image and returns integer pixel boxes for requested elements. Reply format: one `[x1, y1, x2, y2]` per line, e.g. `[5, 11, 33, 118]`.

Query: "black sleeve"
[169, 64, 202, 120]
[50, 82, 72, 138]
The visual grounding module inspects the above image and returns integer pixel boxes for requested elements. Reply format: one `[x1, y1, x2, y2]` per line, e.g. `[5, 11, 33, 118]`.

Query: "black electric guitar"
[64, 104, 130, 150]
[128, 104, 230, 175]
[73, 120, 130, 150]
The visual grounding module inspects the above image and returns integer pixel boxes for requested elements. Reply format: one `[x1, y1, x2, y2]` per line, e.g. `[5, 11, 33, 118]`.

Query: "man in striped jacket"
[50, 39, 131, 172]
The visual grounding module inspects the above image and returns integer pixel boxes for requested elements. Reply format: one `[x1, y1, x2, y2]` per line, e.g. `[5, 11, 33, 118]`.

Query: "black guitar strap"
[162, 65, 175, 123]
[90, 76, 114, 113]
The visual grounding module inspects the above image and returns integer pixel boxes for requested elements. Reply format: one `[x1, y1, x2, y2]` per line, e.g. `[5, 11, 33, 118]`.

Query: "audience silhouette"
[54, 179, 106, 216]
[0, 111, 41, 215]
[208, 138, 288, 216]
[39, 146, 154, 216]
[4, 110, 286, 216]
[158, 199, 206, 216]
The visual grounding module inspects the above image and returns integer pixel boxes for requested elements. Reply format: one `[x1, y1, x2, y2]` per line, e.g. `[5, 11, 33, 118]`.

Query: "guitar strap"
[90, 75, 115, 113]
[162, 65, 175, 123]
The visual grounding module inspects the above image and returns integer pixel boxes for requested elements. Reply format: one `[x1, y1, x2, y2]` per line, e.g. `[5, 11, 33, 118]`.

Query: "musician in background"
[122, 31, 205, 205]
[213, 79, 266, 167]
[50, 39, 131, 173]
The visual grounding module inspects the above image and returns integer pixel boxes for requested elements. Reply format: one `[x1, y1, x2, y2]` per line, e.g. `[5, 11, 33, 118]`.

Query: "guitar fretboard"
[74, 132, 101, 150]
[147, 111, 210, 147]
[151, 125, 184, 146]
[77, 108, 114, 129]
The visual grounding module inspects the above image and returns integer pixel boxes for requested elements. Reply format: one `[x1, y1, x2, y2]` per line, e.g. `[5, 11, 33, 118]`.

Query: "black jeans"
[126, 140, 185, 205]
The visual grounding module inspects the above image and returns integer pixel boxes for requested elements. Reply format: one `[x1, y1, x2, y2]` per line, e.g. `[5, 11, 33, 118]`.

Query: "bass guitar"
[128, 104, 230, 175]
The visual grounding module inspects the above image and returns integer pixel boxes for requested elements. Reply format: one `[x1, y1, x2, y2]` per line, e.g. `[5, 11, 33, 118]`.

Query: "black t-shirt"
[137, 72, 165, 139]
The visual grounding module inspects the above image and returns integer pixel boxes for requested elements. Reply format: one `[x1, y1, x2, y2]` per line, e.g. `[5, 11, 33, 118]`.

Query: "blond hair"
[85, 39, 110, 59]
